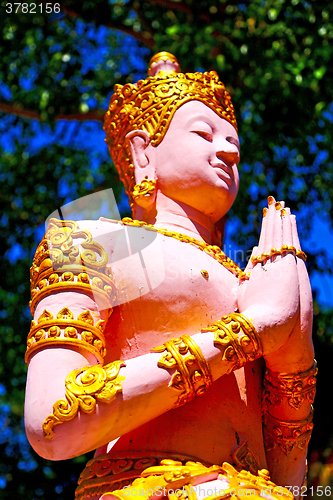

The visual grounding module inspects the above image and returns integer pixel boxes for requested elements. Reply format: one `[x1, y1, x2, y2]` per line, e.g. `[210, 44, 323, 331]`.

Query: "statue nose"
[216, 150, 240, 167]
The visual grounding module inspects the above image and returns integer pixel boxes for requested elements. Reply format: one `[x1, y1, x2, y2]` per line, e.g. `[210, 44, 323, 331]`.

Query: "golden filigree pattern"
[263, 409, 314, 455]
[151, 334, 212, 407]
[75, 452, 293, 500]
[75, 451, 201, 500]
[202, 313, 262, 373]
[104, 52, 237, 206]
[25, 307, 107, 363]
[263, 360, 317, 411]
[30, 218, 116, 314]
[43, 360, 125, 439]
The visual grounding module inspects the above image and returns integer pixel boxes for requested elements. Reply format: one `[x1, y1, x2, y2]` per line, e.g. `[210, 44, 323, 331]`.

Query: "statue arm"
[238, 198, 315, 491]
[25, 316, 247, 460]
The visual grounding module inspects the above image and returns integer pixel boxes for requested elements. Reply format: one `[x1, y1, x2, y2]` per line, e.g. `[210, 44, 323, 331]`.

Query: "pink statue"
[24, 53, 316, 500]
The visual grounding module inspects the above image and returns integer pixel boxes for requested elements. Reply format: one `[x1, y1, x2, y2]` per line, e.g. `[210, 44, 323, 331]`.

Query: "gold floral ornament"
[104, 51, 237, 208]
[263, 408, 314, 455]
[42, 360, 125, 439]
[76, 452, 293, 500]
[30, 218, 117, 315]
[202, 313, 262, 372]
[26, 307, 107, 363]
[262, 360, 317, 411]
[151, 334, 212, 407]
[132, 179, 157, 206]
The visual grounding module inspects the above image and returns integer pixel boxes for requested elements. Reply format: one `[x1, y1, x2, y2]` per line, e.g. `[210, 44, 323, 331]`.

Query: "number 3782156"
[5, 3, 61, 13]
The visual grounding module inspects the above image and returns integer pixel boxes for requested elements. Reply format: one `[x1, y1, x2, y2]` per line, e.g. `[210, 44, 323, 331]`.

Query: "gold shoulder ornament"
[27, 218, 117, 363]
[30, 218, 116, 315]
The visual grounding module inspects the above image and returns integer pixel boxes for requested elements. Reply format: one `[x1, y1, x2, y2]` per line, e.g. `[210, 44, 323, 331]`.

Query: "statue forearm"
[24, 313, 262, 461]
[262, 362, 317, 493]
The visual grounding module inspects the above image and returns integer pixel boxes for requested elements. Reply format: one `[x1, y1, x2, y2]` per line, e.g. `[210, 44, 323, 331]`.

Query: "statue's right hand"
[237, 197, 300, 356]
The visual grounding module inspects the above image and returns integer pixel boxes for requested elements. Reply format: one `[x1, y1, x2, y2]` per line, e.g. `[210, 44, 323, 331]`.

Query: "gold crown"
[104, 51, 237, 208]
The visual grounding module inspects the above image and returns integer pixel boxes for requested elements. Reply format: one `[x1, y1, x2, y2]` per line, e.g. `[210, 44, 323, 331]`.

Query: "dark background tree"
[1, 1, 332, 497]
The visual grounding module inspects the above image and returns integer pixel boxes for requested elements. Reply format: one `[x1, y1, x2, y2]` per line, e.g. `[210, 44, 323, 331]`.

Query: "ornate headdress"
[104, 52, 237, 208]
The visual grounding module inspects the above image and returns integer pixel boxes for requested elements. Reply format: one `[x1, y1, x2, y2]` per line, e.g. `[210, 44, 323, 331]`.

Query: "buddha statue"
[24, 52, 316, 500]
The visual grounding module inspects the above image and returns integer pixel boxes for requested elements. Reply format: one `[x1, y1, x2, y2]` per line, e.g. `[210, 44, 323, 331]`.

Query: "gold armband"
[30, 218, 117, 315]
[43, 360, 125, 439]
[151, 334, 212, 407]
[25, 307, 106, 363]
[263, 361, 317, 411]
[202, 313, 262, 372]
[263, 408, 314, 455]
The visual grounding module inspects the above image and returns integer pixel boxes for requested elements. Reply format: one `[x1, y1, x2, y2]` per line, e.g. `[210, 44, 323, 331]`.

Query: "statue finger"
[263, 196, 276, 261]
[256, 204, 269, 257]
[281, 207, 296, 259]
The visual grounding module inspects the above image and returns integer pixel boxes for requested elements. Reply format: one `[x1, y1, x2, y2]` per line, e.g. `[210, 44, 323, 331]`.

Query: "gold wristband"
[263, 360, 317, 411]
[202, 313, 262, 373]
[251, 246, 307, 264]
[263, 408, 314, 455]
[151, 334, 213, 407]
[25, 307, 106, 363]
[30, 218, 117, 315]
[43, 360, 125, 439]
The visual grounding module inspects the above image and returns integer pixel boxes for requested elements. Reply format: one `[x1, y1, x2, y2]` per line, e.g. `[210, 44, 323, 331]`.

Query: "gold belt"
[75, 450, 293, 500]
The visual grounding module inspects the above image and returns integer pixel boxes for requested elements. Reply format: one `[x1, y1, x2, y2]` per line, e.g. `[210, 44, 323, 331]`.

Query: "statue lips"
[210, 162, 234, 187]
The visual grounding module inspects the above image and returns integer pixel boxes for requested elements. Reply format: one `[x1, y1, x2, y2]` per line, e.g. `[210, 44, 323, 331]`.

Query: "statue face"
[150, 100, 240, 221]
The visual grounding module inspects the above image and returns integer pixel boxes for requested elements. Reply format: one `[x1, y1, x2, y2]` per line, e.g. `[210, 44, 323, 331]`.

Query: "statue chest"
[105, 234, 240, 358]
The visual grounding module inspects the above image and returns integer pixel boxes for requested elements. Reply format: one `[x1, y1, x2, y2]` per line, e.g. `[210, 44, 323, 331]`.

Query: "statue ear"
[126, 130, 156, 184]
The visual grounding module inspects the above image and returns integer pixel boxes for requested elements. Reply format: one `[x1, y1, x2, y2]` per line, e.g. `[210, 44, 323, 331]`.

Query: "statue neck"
[134, 192, 216, 244]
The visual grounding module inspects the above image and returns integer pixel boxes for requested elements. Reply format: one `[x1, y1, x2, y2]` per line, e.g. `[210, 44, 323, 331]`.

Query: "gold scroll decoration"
[43, 360, 125, 439]
[30, 218, 117, 315]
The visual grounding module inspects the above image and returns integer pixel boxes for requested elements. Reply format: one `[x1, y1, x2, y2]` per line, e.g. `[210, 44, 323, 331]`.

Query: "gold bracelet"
[251, 246, 307, 265]
[151, 334, 213, 407]
[263, 360, 317, 411]
[42, 360, 125, 439]
[30, 218, 117, 315]
[202, 313, 262, 373]
[263, 408, 314, 455]
[25, 307, 106, 363]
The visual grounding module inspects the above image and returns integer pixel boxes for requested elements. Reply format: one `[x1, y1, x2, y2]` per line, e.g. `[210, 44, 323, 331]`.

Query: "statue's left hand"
[237, 197, 314, 371]
[260, 202, 314, 372]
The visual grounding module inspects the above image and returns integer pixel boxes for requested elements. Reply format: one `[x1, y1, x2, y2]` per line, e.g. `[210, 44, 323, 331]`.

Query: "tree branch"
[142, 0, 211, 23]
[59, 3, 155, 48]
[0, 102, 105, 122]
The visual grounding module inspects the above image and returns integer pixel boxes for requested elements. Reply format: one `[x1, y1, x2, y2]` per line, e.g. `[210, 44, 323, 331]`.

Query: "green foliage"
[1, 0, 333, 496]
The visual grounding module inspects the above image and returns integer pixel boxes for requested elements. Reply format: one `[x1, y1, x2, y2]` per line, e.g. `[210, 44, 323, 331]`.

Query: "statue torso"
[96, 223, 266, 467]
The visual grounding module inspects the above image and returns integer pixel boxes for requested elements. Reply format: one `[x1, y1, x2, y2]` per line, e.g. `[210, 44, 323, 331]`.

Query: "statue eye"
[192, 130, 213, 142]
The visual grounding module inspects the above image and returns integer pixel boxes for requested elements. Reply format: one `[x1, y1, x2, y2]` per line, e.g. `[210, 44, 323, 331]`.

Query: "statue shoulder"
[30, 217, 119, 317]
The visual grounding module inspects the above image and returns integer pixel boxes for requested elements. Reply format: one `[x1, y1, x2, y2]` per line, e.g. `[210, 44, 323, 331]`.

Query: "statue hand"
[237, 197, 302, 360]
[262, 209, 314, 372]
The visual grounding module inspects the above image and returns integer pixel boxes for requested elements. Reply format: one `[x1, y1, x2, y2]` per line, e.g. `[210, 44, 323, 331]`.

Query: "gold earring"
[132, 179, 156, 207]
